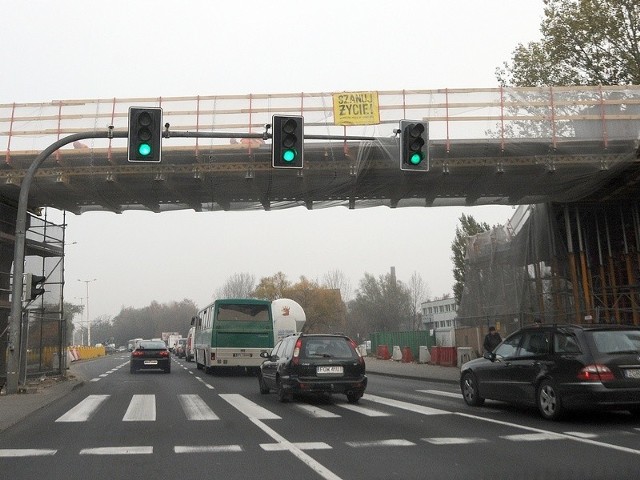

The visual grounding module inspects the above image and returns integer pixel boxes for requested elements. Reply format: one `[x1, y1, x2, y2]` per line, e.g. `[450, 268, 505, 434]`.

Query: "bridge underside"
[0, 137, 638, 215]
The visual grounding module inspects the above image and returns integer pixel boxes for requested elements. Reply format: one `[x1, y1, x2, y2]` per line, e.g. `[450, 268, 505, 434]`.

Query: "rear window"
[217, 303, 270, 321]
[590, 330, 640, 354]
[301, 337, 356, 360]
[138, 341, 166, 350]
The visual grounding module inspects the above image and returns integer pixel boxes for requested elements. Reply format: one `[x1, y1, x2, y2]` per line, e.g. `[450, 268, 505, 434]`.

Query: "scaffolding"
[457, 202, 640, 349]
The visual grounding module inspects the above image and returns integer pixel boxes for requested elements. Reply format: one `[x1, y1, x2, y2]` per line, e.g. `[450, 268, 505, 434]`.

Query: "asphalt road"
[1, 355, 640, 480]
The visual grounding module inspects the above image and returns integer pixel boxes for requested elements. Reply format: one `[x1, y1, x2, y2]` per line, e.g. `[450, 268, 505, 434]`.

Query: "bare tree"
[408, 271, 428, 330]
[216, 272, 256, 299]
[322, 269, 353, 302]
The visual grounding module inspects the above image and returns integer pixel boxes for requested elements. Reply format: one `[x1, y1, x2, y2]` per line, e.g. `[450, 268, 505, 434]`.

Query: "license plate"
[624, 369, 640, 379]
[144, 360, 158, 365]
[317, 366, 344, 375]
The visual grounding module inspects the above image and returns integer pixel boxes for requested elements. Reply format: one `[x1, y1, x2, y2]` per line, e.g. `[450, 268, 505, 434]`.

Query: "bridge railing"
[1, 85, 639, 162]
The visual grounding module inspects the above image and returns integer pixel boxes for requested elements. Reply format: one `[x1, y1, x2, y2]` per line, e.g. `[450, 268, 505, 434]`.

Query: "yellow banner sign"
[333, 91, 380, 126]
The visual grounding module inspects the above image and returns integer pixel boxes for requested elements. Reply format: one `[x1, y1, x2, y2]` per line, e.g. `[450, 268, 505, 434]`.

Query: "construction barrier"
[429, 346, 457, 367]
[376, 344, 391, 360]
[66, 345, 106, 361]
[401, 346, 414, 363]
[392, 345, 402, 361]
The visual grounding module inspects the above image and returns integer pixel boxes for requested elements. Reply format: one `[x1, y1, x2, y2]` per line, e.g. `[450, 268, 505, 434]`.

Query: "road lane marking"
[363, 394, 451, 415]
[454, 411, 640, 456]
[179, 394, 219, 420]
[219, 394, 281, 420]
[79, 446, 153, 455]
[249, 417, 343, 480]
[261, 442, 332, 451]
[123, 394, 156, 421]
[346, 439, 415, 448]
[55, 395, 109, 422]
[195, 376, 214, 389]
[422, 437, 489, 445]
[0, 449, 57, 457]
[337, 403, 390, 417]
[175, 445, 242, 453]
[294, 404, 341, 418]
[501, 433, 565, 442]
[417, 389, 463, 399]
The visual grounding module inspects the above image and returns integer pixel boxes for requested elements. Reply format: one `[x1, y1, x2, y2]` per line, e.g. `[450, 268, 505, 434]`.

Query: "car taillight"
[577, 364, 615, 382]
[132, 351, 143, 357]
[292, 338, 303, 365]
[349, 339, 365, 366]
[159, 350, 169, 357]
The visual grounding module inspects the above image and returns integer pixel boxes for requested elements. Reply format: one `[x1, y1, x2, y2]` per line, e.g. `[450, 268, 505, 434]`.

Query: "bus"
[193, 298, 274, 373]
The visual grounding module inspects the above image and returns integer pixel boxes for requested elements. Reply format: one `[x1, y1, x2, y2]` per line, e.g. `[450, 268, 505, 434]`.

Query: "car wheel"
[537, 379, 563, 420]
[461, 372, 485, 406]
[346, 392, 362, 404]
[277, 377, 290, 403]
[258, 373, 270, 394]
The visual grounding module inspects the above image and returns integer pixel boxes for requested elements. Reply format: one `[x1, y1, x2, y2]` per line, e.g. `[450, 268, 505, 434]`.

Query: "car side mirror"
[483, 351, 496, 362]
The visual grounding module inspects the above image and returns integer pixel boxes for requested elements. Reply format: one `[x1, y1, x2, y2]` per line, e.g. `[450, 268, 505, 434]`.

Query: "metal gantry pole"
[5, 129, 125, 394]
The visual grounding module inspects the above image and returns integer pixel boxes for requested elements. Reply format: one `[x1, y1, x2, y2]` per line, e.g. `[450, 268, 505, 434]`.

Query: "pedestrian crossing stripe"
[179, 394, 219, 420]
[123, 394, 156, 421]
[55, 395, 110, 422]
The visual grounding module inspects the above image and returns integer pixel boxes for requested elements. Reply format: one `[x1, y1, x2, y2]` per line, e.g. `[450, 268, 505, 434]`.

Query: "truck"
[271, 298, 306, 343]
[162, 332, 182, 352]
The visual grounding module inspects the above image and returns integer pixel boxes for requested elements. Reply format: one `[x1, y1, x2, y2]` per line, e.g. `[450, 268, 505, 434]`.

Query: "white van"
[185, 326, 195, 362]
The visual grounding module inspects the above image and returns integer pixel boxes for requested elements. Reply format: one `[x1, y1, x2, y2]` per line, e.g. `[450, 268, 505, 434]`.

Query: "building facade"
[421, 296, 458, 347]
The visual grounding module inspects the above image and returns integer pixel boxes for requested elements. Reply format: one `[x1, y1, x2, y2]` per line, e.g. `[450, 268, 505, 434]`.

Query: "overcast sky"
[2, 1, 545, 326]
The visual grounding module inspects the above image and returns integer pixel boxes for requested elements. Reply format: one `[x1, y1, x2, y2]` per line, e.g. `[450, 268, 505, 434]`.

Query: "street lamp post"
[78, 279, 97, 346]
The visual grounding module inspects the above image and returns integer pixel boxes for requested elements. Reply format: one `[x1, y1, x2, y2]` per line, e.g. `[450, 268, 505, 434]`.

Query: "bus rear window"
[217, 304, 270, 321]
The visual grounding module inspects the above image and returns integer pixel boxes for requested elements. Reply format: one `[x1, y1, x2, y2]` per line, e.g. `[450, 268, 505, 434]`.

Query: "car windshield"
[590, 330, 640, 354]
[303, 338, 356, 359]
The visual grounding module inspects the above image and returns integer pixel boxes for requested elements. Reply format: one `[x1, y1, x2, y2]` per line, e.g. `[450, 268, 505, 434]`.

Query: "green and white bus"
[193, 298, 274, 373]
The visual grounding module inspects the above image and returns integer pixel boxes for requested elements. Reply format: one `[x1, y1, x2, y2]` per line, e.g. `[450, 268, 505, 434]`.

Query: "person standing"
[483, 326, 502, 353]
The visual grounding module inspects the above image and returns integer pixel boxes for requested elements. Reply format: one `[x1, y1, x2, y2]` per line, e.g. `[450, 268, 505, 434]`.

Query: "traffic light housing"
[399, 120, 429, 171]
[128, 107, 163, 162]
[24, 273, 45, 301]
[272, 115, 304, 168]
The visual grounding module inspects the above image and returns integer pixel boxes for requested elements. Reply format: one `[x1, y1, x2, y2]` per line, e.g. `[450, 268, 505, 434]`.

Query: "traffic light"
[24, 273, 46, 301]
[399, 120, 429, 171]
[128, 107, 163, 162]
[272, 115, 304, 168]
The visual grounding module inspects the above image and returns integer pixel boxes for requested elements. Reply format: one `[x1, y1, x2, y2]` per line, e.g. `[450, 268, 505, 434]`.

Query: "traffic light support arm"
[6, 127, 378, 393]
[6, 129, 127, 394]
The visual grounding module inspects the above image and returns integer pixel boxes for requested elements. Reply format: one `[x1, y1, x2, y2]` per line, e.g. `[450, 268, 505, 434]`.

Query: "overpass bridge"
[1, 85, 639, 214]
[1, 85, 640, 389]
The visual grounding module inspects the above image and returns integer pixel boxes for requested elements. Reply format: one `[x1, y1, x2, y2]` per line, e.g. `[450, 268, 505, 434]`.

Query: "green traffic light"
[282, 149, 296, 162]
[138, 143, 152, 156]
[410, 152, 424, 165]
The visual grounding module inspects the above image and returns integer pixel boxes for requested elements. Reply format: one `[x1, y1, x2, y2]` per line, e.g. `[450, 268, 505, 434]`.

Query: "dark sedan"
[460, 324, 640, 420]
[130, 340, 171, 373]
